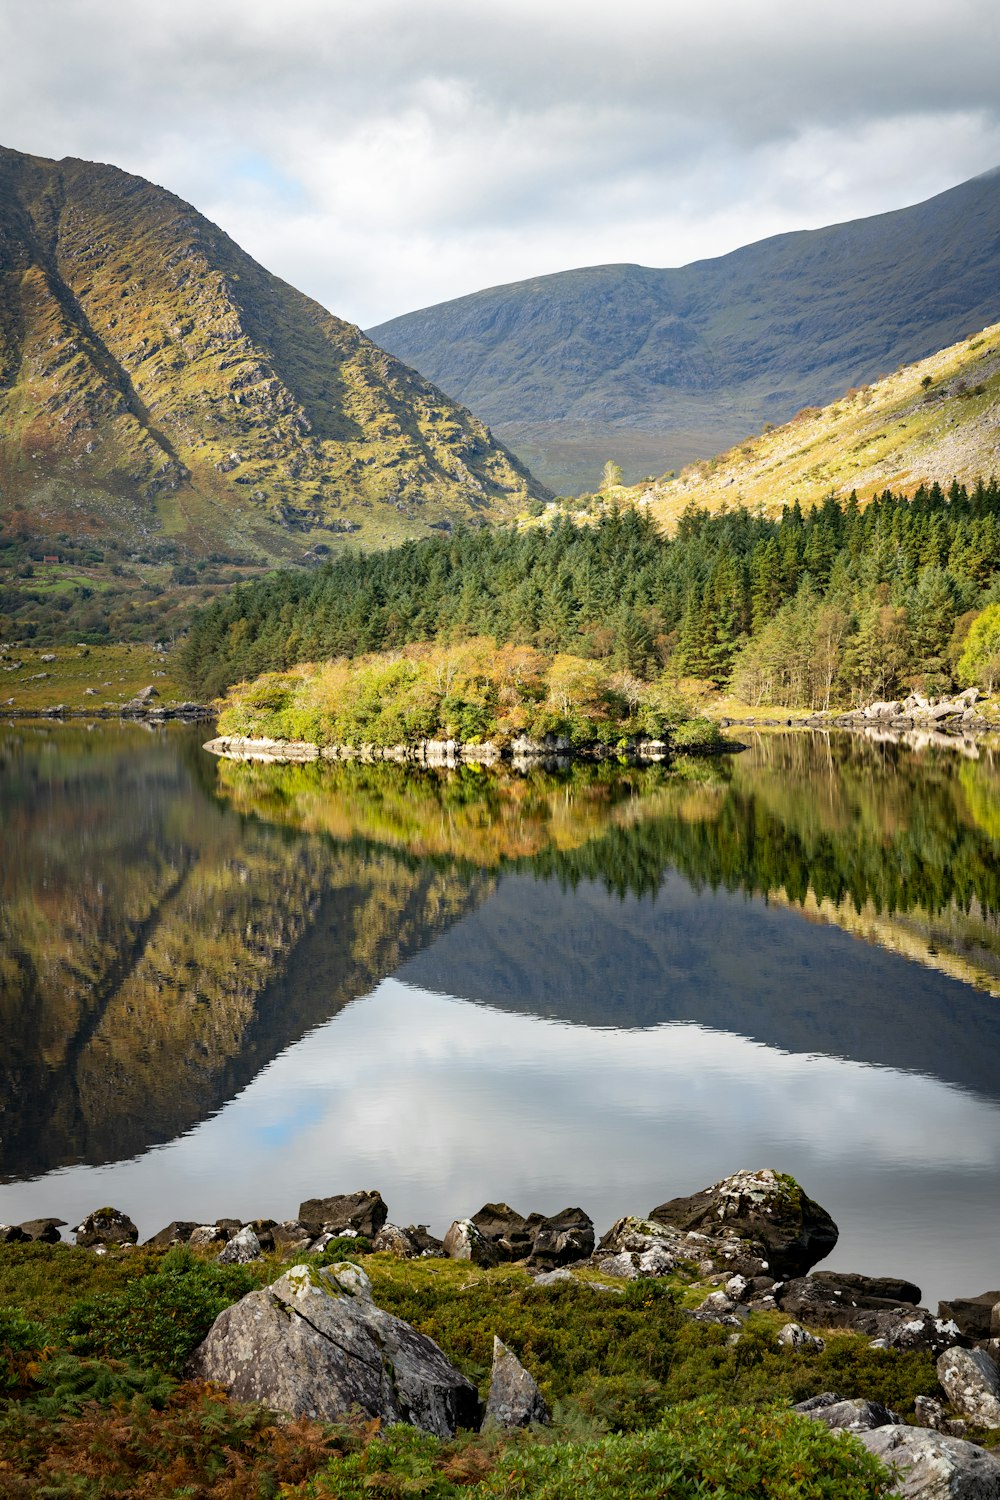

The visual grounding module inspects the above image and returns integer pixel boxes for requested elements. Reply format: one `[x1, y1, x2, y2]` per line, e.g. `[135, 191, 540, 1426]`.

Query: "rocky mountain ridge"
[369, 168, 1000, 492]
[0, 145, 542, 568]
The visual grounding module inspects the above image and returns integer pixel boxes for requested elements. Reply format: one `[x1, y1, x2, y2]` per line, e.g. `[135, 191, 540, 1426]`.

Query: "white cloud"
[1, 0, 998, 323]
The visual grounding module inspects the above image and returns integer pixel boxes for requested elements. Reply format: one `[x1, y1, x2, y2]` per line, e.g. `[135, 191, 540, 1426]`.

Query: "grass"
[0, 1240, 947, 1497]
[0, 642, 190, 711]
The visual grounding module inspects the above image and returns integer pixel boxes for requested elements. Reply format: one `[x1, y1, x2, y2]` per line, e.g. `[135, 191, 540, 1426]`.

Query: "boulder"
[372, 1223, 422, 1258]
[777, 1322, 825, 1352]
[915, 1396, 968, 1439]
[297, 1190, 388, 1239]
[649, 1169, 838, 1278]
[937, 1348, 1000, 1428]
[524, 1207, 594, 1268]
[470, 1204, 533, 1259]
[442, 1218, 500, 1267]
[856, 1424, 1000, 1498]
[466, 1204, 594, 1268]
[189, 1224, 231, 1250]
[795, 1394, 902, 1431]
[18, 1218, 66, 1243]
[270, 1220, 315, 1253]
[217, 1226, 263, 1264]
[594, 1215, 768, 1281]
[188, 1262, 479, 1435]
[145, 1221, 200, 1248]
[0, 1225, 29, 1244]
[776, 1272, 924, 1328]
[938, 1293, 1000, 1344]
[692, 1291, 748, 1328]
[75, 1207, 138, 1248]
[484, 1337, 549, 1428]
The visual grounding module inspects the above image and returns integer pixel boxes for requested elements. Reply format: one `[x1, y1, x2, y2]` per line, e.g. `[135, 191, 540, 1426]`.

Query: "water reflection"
[2, 723, 1000, 1304]
[2, 981, 998, 1307]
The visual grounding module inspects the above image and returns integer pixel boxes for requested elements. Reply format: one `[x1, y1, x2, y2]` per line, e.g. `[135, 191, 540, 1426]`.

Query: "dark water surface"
[2, 721, 1000, 1306]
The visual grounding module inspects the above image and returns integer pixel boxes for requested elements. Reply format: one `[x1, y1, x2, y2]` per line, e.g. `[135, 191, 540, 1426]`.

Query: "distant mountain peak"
[368, 170, 1000, 495]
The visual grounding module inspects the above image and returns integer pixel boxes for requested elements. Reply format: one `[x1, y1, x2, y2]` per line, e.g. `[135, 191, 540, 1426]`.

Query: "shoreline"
[202, 730, 735, 766]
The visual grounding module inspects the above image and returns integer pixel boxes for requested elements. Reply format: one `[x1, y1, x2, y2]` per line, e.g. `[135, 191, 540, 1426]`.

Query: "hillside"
[0, 145, 542, 575]
[632, 320, 1000, 526]
[368, 169, 1000, 493]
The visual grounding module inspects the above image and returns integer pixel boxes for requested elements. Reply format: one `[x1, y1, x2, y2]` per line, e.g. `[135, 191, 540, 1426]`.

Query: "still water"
[2, 721, 1000, 1306]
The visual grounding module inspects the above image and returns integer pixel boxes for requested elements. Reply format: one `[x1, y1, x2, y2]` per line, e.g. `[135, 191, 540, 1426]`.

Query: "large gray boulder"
[188, 1262, 479, 1435]
[297, 1190, 388, 1239]
[484, 1337, 549, 1428]
[937, 1348, 1000, 1429]
[649, 1169, 838, 1278]
[857, 1424, 1000, 1498]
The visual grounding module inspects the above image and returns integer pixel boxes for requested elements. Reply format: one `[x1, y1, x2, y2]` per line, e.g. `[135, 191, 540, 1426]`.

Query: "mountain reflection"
[2, 724, 1000, 1182]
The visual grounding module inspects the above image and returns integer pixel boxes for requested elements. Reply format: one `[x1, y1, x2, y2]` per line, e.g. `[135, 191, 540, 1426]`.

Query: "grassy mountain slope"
[368, 169, 1000, 493]
[0, 146, 542, 568]
[629, 319, 1000, 526]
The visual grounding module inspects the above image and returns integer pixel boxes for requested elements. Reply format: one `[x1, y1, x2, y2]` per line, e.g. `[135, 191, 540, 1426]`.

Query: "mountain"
[0, 146, 542, 570]
[368, 170, 1000, 494]
[632, 319, 1000, 526]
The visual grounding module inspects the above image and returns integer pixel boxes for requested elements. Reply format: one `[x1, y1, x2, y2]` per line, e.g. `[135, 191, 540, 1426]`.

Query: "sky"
[1, 0, 999, 328]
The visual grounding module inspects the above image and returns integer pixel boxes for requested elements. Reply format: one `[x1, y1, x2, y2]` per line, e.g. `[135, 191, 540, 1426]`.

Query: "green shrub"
[63, 1248, 266, 1375]
[472, 1399, 893, 1499]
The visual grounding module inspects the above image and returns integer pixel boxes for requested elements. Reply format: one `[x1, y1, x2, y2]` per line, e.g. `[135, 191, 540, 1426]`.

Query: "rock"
[271, 1220, 315, 1254]
[0, 1225, 29, 1243]
[525, 1207, 594, 1268]
[405, 1224, 445, 1257]
[594, 1215, 768, 1281]
[297, 1190, 388, 1239]
[188, 1262, 479, 1434]
[856, 1424, 1000, 1498]
[776, 1272, 924, 1328]
[247, 1219, 276, 1251]
[937, 1347, 1000, 1428]
[777, 1322, 825, 1352]
[484, 1337, 549, 1428]
[533, 1269, 573, 1287]
[145, 1221, 200, 1248]
[372, 1223, 423, 1258]
[915, 1396, 968, 1439]
[188, 1224, 231, 1250]
[467, 1204, 594, 1267]
[470, 1203, 533, 1259]
[796, 1395, 901, 1431]
[692, 1291, 749, 1328]
[938, 1293, 1000, 1343]
[649, 1169, 838, 1278]
[217, 1226, 263, 1264]
[18, 1218, 66, 1243]
[814, 1271, 923, 1305]
[75, 1207, 138, 1248]
[442, 1218, 500, 1267]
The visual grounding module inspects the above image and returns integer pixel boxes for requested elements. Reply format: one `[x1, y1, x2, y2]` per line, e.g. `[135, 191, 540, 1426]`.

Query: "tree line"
[182, 479, 1000, 708]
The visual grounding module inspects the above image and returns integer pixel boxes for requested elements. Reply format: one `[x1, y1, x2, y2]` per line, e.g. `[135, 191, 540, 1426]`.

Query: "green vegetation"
[185, 483, 1000, 711]
[215, 637, 725, 751]
[368, 169, 1000, 491]
[0, 1240, 925, 1497]
[0, 642, 189, 711]
[637, 320, 1000, 527]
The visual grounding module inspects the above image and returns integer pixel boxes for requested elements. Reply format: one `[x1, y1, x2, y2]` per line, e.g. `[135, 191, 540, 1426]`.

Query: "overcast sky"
[2, 0, 999, 327]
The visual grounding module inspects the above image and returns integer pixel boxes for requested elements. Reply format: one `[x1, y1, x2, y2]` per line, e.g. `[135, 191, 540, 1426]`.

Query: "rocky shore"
[722, 687, 1000, 749]
[203, 728, 733, 767]
[6, 1168, 1000, 1489]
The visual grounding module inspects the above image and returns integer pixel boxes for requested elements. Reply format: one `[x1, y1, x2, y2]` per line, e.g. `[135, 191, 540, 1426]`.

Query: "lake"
[2, 720, 1000, 1307]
